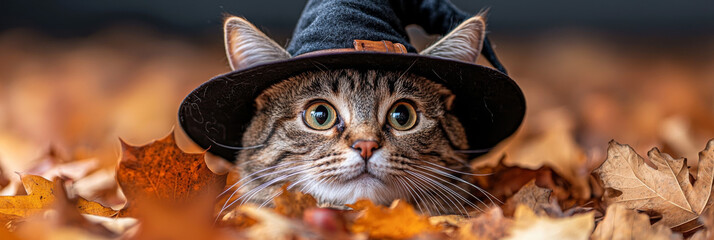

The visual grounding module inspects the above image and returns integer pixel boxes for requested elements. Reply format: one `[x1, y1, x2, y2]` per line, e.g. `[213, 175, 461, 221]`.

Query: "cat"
[220, 13, 494, 215]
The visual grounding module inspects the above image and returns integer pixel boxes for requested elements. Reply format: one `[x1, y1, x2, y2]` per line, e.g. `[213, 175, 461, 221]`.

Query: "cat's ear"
[420, 14, 486, 63]
[224, 16, 291, 71]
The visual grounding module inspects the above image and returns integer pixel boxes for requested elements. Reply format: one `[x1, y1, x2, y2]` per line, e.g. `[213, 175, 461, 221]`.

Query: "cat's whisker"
[411, 167, 487, 211]
[237, 166, 315, 207]
[400, 175, 437, 214]
[217, 162, 303, 214]
[403, 174, 442, 215]
[258, 191, 282, 209]
[414, 165, 500, 208]
[217, 165, 313, 220]
[423, 161, 493, 176]
[394, 176, 425, 214]
[407, 169, 479, 212]
[417, 165, 502, 205]
[219, 161, 295, 198]
[405, 170, 468, 216]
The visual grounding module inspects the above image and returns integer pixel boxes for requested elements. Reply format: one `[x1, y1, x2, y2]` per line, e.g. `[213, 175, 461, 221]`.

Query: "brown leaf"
[502, 180, 552, 216]
[116, 130, 227, 217]
[273, 184, 317, 219]
[504, 205, 593, 240]
[592, 204, 682, 240]
[506, 110, 591, 200]
[458, 207, 513, 240]
[348, 199, 441, 239]
[593, 139, 714, 230]
[0, 175, 116, 224]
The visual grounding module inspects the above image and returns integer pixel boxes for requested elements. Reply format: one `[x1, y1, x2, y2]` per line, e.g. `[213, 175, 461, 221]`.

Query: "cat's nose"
[351, 140, 380, 160]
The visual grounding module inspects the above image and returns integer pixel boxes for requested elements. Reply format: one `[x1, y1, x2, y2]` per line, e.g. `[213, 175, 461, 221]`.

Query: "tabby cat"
[221, 14, 494, 215]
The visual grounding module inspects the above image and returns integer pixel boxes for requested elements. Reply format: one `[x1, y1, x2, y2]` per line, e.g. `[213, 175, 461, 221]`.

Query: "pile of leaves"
[1, 28, 714, 239]
[1, 130, 714, 239]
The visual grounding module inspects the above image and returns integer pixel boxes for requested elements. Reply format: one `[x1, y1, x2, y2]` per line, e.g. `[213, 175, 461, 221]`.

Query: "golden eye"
[303, 101, 338, 130]
[388, 101, 417, 131]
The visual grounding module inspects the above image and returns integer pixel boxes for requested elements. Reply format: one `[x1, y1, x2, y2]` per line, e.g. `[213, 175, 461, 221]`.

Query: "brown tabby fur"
[224, 14, 491, 215]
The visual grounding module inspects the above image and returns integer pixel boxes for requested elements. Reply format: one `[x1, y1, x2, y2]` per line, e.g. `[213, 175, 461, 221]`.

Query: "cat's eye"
[303, 101, 338, 130]
[387, 101, 417, 131]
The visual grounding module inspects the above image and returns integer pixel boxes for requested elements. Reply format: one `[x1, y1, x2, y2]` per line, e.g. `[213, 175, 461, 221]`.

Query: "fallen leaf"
[504, 205, 593, 240]
[689, 205, 714, 240]
[237, 205, 320, 240]
[273, 184, 317, 219]
[458, 207, 513, 240]
[592, 204, 682, 240]
[0, 175, 115, 223]
[507, 109, 591, 200]
[593, 139, 714, 230]
[502, 180, 552, 216]
[348, 199, 441, 239]
[116, 130, 227, 217]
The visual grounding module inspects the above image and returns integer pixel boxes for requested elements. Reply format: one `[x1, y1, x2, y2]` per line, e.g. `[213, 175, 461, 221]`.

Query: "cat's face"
[222, 14, 488, 214]
[237, 69, 470, 208]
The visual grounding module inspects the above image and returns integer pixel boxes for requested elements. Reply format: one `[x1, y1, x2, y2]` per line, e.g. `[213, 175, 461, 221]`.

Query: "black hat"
[178, 0, 525, 161]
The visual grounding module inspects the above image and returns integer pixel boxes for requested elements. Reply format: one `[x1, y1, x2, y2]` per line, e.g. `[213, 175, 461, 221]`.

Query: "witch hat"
[178, 0, 525, 161]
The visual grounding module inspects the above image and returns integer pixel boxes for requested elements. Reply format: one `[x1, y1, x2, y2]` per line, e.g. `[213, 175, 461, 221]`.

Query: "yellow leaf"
[348, 199, 440, 239]
[0, 175, 116, 224]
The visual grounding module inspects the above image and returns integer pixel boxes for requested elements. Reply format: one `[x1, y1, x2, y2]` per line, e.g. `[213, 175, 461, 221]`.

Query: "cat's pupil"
[392, 105, 409, 126]
[312, 105, 329, 125]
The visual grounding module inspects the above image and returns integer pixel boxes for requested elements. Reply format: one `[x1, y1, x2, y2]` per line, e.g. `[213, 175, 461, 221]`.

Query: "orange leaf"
[273, 184, 317, 219]
[348, 199, 440, 239]
[116, 130, 226, 217]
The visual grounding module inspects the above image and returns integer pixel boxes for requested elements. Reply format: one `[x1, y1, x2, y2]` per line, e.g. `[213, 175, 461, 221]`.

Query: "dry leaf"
[116, 130, 227, 217]
[458, 207, 513, 240]
[593, 139, 714, 230]
[0, 175, 115, 223]
[348, 199, 440, 239]
[502, 180, 552, 216]
[507, 110, 591, 200]
[504, 205, 593, 240]
[273, 184, 317, 219]
[592, 204, 682, 240]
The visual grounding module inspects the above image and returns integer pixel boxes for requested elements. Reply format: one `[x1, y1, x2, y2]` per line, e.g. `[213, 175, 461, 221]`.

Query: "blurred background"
[1, 0, 713, 200]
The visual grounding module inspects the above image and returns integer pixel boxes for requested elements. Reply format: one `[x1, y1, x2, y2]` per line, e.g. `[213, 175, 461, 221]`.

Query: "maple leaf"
[593, 139, 714, 230]
[504, 205, 593, 240]
[0, 175, 116, 223]
[592, 204, 682, 240]
[348, 199, 441, 239]
[116, 130, 227, 217]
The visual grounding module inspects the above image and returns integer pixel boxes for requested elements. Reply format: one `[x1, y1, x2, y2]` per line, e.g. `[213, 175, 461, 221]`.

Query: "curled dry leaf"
[116, 130, 227, 217]
[458, 207, 513, 240]
[0, 175, 116, 224]
[502, 180, 552, 216]
[504, 205, 593, 240]
[593, 139, 714, 231]
[348, 199, 440, 239]
[592, 204, 682, 240]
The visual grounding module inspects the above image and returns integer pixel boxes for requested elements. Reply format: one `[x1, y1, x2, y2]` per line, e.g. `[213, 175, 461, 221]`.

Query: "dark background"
[3, 0, 714, 39]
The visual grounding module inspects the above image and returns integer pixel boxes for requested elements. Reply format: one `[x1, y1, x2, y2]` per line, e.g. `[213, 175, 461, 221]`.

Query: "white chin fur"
[302, 150, 403, 205]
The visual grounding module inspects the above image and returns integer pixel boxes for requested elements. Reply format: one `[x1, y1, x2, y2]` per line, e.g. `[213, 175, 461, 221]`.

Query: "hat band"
[298, 39, 408, 57]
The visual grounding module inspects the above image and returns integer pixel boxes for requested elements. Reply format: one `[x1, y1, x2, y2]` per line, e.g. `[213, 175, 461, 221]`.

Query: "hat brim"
[178, 52, 525, 161]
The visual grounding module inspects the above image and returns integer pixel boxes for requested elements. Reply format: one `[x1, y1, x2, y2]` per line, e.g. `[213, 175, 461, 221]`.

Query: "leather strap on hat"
[299, 40, 407, 56]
